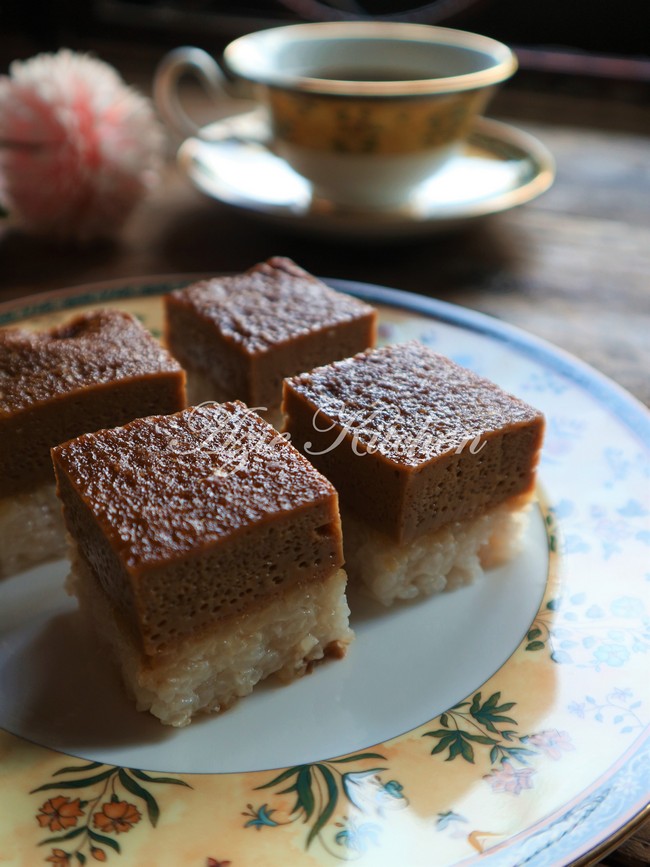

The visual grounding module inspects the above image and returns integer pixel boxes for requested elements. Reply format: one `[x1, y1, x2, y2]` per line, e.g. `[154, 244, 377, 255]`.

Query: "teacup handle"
[154, 46, 237, 140]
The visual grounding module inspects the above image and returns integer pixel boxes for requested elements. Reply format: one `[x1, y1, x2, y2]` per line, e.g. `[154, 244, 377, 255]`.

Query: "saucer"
[178, 110, 555, 240]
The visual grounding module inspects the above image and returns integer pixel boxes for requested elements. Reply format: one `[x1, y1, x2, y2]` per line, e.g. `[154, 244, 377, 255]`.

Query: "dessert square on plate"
[283, 341, 545, 605]
[52, 401, 352, 726]
[165, 257, 376, 425]
[0, 309, 186, 577]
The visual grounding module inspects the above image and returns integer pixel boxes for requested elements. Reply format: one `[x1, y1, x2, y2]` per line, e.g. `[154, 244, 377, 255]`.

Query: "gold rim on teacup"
[224, 22, 517, 97]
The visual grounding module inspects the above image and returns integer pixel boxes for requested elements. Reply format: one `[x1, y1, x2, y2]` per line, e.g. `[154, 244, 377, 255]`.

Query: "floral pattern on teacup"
[266, 88, 487, 154]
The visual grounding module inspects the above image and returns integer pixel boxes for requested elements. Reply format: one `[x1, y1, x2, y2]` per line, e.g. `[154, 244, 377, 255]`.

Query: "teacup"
[154, 22, 517, 210]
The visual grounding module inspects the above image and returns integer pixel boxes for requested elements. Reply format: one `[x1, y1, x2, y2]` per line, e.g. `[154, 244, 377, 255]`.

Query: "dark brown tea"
[307, 67, 437, 82]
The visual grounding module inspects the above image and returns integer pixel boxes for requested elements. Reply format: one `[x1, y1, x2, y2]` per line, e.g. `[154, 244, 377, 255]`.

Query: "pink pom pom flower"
[0, 49, 165, 241]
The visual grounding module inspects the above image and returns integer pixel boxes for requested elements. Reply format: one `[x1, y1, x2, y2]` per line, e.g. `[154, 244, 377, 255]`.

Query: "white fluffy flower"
[0, 49, 165, 241]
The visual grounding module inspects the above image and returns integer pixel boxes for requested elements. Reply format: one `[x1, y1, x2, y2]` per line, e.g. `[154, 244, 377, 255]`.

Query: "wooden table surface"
[0, 41, 648, 865]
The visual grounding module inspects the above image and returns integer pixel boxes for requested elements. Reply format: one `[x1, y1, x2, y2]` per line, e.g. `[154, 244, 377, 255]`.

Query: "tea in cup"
[155, 22, 517, 210]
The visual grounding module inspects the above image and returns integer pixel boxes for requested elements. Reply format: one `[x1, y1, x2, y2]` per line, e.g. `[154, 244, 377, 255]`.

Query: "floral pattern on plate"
[31, 762, 191, 865]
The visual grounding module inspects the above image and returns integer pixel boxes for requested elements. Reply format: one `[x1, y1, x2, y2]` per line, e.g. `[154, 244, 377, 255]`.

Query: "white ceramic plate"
[178, 112, 555, 239]
[0, 277, 648, 867]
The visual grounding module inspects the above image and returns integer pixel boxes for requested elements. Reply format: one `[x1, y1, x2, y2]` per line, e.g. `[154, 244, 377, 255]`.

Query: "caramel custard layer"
[53, 402, 344, 655]
[0, 310, 185, 497]
[283, 341, 545, 544]
[0, 309, 181, 414]
[165, 257, 376, 407]
[166, 257, 376, 355]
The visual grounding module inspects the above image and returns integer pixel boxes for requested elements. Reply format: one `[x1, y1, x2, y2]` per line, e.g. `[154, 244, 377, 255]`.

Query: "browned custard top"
[285, 341, 543, 466]
[0, 309, 182, 417]
[52, 402, 338, 570]
[168, 257, 376, 354]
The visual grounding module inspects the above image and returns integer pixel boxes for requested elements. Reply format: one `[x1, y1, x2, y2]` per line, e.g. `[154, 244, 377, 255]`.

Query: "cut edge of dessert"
[52, 401, 353, 727]
[282, 340, 545, 606]
[66, 544, 350, 727]
[340, 492, 534, 607]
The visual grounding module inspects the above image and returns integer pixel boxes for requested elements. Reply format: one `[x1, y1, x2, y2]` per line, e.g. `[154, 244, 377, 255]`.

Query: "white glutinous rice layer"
[342, 495, 533, 607]
[66, 544, 353, 727]
[0, 483, 66, 578]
